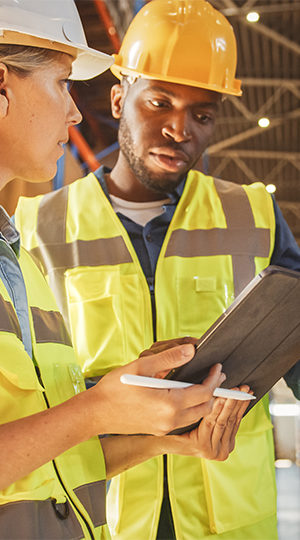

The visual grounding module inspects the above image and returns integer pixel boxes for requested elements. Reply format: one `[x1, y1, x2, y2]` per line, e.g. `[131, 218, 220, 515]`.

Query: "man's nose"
[162, 112, 192, 143]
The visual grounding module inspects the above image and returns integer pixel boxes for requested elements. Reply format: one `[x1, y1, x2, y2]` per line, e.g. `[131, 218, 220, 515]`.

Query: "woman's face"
[0, 53, 82, 184]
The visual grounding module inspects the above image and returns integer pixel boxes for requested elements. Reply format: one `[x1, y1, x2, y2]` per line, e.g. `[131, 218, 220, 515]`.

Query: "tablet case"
[167, 265, 300, 430]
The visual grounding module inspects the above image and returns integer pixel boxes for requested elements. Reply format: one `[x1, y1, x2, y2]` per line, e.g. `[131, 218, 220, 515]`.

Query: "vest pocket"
[65, 267, 126, 377]
[176, 275, 233, 337]
[201, 404, 276, 533]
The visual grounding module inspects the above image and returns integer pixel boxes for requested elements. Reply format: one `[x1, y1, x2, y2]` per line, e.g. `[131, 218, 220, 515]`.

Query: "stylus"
[120, 374, 256, 400]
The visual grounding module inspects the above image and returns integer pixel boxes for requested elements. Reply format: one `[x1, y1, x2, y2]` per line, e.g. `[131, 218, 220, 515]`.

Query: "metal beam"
[256, 87, 286, 117]
[231, 157, 258, 183]
[241, 78, 300, 87]
[211, 157, 230, 177]
[242, 21, 300, 56]
[218, 0, 300, 55]
[207, 108, 300, 154]
[221, 2, 300, 16]
[263, 161, 287, 183]
[210, 150, 300, 161]
[226, 96, 254, 121]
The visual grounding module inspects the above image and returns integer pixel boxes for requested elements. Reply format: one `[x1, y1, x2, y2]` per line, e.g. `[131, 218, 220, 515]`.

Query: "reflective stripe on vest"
[74, 479, 106, 528]
[0, 480, 107, 539]
[31, 307, 72, 346]
[0, 296, 22, 340]
[0, 498, 83, 540]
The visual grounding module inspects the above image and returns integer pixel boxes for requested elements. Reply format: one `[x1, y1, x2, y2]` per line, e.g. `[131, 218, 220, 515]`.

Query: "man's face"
[113, 78, 220, 194]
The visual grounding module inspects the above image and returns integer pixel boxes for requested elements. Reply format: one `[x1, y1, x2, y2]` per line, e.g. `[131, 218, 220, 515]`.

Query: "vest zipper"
[147, 276, 156, 341]
[35, 364, 96, 540]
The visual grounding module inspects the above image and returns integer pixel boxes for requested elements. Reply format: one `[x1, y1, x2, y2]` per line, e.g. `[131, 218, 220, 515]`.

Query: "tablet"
[167, 266, 300, 420]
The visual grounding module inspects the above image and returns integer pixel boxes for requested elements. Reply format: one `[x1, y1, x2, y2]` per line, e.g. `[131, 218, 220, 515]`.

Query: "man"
[16, 1, 300, 539]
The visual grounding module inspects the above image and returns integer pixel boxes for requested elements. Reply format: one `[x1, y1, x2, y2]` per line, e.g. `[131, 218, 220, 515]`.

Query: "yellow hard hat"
[111, 0, 242, 96]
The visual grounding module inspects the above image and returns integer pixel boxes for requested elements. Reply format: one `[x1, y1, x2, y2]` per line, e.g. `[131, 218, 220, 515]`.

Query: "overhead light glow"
[246, 11, 260, 23]
[258, 117, 270, 128]
[266, 184, 276, 194]
[269, 403, 300, 417]
[275, 459, 293, 469]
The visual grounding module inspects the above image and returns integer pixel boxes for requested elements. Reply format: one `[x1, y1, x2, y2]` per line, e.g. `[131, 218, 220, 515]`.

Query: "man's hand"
[167, 385, 252, 461]
[139, 337, 198, 357]
[90, 344, 225, 436]
[139, 337, 199, 377]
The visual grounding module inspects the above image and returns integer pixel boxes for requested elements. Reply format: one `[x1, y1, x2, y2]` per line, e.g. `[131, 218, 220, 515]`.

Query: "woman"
[0, 1, 251, 538]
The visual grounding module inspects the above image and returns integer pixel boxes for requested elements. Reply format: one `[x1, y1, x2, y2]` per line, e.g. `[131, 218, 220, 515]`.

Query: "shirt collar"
[0, 207, 20, 257]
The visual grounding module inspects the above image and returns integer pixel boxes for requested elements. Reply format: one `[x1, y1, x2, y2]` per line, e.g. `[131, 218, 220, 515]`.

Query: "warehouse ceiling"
[74, 0, 300, 242]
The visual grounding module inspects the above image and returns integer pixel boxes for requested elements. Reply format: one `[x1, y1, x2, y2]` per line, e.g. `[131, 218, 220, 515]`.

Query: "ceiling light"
[246, 11, 260, 23]
[275, 459, 293, 469]
[266, 184, 276, 194]
[258, 117, 270, 128]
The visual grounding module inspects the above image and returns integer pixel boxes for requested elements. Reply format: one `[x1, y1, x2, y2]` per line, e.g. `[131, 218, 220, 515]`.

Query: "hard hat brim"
[111, 63, 242, 97]
[69, 45, 114, 81]
[0, 28, 114, 81]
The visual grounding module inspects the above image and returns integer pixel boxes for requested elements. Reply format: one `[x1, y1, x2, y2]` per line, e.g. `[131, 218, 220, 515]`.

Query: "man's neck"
[107, 155, 167, 203]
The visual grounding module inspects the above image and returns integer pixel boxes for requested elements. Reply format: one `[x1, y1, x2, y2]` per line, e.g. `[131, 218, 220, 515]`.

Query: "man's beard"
[118, 114, 188, 194]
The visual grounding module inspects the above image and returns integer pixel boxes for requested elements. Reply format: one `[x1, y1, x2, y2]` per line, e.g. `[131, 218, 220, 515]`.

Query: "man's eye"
[149, 99, 168, 108]
[195, 113, 213, 124]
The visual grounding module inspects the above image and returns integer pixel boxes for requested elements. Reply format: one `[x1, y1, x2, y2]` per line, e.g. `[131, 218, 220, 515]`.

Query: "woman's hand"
[90, 346, 225, 436]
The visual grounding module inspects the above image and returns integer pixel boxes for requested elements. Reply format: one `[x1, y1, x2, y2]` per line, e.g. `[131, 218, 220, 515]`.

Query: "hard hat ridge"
[111, 0, 242, 96]
[0, 0, 114, 80]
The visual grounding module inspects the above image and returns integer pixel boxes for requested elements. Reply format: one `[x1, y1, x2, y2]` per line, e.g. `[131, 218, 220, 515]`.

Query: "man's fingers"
[201, 364, 226, 392]
[139, 337, 199, 357]
[138, 343, 195, 376]
[210, 386, 253, 453]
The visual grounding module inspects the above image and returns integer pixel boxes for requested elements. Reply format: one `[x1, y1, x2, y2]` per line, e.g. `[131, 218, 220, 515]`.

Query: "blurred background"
[2, 1, 299, 537]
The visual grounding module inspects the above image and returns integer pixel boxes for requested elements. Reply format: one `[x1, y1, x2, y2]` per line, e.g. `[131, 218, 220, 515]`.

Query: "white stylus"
[120, 374, 256, 401]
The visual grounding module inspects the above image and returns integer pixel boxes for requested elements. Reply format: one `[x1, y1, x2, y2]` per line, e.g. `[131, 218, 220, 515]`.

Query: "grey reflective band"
[165, 228, 270, 258]
[165, 178, 270, 297]
[0, 296, 22, 340]
[31, 307, 72, 347]
[214, 178, 270, 296]
[74, 480, 106, 528]
[37, 185, 70, 245]
[0, 498, 83, 539]
[0, 479, 106, 538]
[32, 237, 133, 271]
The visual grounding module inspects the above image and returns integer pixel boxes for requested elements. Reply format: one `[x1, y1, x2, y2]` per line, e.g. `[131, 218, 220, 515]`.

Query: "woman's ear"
[110, 84, 124, 119]
[0, 63, 9, 119]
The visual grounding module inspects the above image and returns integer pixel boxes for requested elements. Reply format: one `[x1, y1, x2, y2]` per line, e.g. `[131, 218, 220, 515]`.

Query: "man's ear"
[0, 63, 9, 119]
[111, 84, 124, 119]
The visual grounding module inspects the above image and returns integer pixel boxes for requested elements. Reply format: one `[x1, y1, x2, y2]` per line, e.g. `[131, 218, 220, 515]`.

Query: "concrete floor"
[276, 464, 300, 539]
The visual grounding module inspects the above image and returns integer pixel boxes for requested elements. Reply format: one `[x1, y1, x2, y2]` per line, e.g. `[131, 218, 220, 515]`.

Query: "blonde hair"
[0, 45, 66, 76]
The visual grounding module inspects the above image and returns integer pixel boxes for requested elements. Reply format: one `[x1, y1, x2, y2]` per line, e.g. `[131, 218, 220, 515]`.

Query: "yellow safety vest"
[0, 246, 109, 540]
[16, 171, 278, 539]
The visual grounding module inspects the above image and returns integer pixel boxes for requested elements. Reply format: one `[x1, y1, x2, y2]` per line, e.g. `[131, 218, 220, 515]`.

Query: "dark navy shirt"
[95, 166, 300, 398]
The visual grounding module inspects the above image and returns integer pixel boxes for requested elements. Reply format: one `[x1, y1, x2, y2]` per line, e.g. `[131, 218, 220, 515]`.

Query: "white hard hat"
[0, 0, 114, 80]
